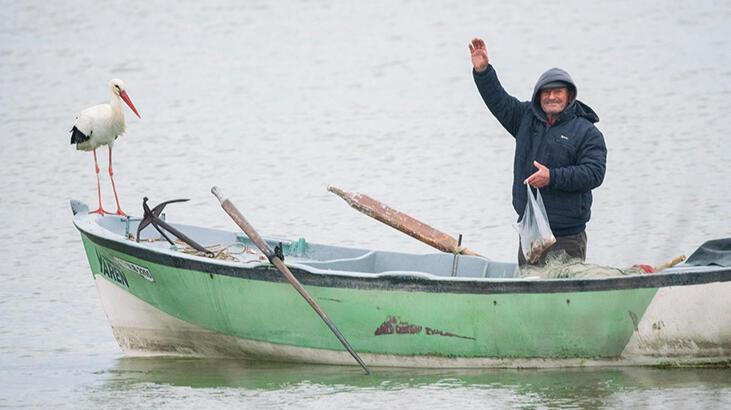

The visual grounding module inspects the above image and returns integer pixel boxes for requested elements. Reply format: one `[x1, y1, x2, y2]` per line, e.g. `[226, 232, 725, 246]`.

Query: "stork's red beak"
[119, 90, 141, 119]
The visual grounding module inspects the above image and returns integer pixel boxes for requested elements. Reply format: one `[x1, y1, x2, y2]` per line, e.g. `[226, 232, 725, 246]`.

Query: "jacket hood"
[531, 67, 599, 123]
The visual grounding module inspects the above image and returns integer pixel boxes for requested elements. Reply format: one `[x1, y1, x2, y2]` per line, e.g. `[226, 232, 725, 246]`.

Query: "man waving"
[469, 38, 607, 266]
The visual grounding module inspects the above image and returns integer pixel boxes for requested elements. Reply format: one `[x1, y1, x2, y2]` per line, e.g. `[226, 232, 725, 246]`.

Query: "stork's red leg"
[108, 146, 127, 217]
[89, 149, 109, 215]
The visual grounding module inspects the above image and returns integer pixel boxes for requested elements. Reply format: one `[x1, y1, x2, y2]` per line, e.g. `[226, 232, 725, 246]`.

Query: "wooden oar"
[634, 255, 686, 273]
[654, 255, 686, 272]
[328, 185, 482, 257]
[211, 186, 370, 375]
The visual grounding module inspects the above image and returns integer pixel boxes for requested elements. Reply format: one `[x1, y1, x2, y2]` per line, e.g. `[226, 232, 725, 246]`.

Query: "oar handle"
[211, 186, 227, 204]
[211, 186, 370, 374]
[212, 186, 274, 260]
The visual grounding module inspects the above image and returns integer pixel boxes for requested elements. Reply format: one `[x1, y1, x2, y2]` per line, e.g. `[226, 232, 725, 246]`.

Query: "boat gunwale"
[72, 209, 731, 295]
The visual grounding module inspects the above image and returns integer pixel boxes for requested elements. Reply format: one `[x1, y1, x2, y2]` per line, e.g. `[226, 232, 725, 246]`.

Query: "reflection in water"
[83, 358, 731, 408]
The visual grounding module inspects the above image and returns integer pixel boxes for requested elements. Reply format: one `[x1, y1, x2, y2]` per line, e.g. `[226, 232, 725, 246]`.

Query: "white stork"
[70, 79, 141, 216]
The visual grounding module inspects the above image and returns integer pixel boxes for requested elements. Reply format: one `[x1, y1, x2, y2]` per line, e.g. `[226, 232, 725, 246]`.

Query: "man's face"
[540, 87, 570, 115]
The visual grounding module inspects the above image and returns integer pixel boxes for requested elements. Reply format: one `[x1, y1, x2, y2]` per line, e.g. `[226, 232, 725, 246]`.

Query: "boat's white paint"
[95, 276, 730, 368]
[622, 281, 731, 363]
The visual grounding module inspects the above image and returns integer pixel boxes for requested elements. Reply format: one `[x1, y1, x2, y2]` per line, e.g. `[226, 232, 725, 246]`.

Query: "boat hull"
[80, 233, 731, 367]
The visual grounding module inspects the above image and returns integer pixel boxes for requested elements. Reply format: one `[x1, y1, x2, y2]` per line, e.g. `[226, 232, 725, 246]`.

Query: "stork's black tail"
[70, 126, 90, 144]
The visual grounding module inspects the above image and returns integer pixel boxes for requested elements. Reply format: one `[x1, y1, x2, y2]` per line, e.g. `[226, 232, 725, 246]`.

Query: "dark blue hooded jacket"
[473, 65, 607, 236]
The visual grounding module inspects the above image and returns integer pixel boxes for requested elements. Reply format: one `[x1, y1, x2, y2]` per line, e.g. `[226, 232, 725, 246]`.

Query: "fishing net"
[131, 234, 309, 264]
[177, 240, 266, 262]
[519, 251, 646, 279]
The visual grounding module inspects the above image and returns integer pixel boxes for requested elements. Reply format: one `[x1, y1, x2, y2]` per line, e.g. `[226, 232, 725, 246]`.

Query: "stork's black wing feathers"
[70, 126, 90, 144]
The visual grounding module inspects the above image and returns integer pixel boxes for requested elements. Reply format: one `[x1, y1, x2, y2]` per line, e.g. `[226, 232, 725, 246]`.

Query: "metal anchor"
[136, 197, 214, 257]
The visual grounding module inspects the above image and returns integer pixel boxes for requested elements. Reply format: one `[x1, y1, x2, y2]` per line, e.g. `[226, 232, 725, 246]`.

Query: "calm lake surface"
[1, 0, 729, 408]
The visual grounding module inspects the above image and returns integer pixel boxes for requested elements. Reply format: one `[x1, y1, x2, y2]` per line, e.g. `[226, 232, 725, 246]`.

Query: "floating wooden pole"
[327, 185, 482, 257]
[211, 186, 370, 374]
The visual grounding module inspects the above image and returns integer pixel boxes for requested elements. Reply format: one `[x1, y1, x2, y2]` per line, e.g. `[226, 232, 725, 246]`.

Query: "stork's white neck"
[106, 90, 127, 141]
[109, 92, 125, 121]
[110, 92, 122, 109]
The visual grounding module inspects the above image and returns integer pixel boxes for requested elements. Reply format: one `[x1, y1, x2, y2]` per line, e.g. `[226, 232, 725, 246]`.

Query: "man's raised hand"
[469, 38, 489, 73]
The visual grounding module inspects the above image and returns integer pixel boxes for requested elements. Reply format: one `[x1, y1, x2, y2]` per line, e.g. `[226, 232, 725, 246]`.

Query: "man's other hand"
[469, 38, 489, 72]
[525, 161, 550, 188]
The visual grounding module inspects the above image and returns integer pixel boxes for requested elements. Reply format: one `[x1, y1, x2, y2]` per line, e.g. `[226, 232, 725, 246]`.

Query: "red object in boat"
[633, 264, 656, 274]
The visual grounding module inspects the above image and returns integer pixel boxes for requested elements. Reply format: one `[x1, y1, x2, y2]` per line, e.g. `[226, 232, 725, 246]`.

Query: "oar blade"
[328, 185, 481, 256]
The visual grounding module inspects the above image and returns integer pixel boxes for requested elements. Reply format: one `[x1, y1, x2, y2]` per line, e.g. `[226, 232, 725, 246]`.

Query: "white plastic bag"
[515, 184, 556, 263]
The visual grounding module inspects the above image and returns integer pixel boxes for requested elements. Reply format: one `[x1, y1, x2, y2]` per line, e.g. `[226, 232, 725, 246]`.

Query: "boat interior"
[85, 205, 519, 279]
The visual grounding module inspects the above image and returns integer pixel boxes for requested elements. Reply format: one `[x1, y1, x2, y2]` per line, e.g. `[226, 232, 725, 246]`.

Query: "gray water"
[1, 0, 730, 408]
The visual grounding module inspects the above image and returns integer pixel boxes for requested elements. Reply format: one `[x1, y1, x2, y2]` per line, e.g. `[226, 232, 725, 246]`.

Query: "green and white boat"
[71, 200, 731, 368]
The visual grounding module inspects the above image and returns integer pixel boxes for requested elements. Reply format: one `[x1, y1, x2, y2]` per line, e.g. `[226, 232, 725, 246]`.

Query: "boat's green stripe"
[83, 236, 659, 359]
